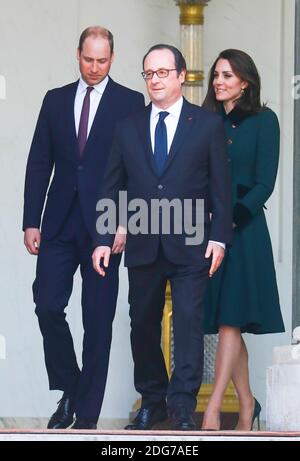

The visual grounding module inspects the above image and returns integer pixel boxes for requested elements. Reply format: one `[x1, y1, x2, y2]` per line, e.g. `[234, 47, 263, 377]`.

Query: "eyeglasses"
[141, 69, 177, 80]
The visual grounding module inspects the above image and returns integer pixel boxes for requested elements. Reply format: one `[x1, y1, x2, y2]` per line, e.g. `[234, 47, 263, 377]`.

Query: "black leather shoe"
[125, 406, 168, 430]
[47, 394, 75, 429]
[71, 419, 97, 429]
[170, 404, 196, 431]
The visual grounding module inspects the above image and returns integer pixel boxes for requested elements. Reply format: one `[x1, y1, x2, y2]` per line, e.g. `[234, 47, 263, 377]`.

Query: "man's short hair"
[78, 26, 114, 54]
[143, 44, 186, 75]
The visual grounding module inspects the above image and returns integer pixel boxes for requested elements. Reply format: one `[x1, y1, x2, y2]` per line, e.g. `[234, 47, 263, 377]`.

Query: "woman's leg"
[201, 326, 242, 430]
[232, 337, 256, 430]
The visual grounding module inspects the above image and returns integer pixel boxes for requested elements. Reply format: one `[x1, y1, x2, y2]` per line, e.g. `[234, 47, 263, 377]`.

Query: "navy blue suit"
[23, 77, 144, 422]
[95, 100, 232, 411]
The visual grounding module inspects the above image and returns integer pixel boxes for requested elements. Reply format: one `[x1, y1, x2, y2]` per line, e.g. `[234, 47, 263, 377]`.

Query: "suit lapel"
[136, 99, 196, 177]
[65, 81, 80, 161]
[136, 104, 158, 176]
[82, 77, 115, 159]
[64, 79, 116, 162]
[163, 98, 195, 174]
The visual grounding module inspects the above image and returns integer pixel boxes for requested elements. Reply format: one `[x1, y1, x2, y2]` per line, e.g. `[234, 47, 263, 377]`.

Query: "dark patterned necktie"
[154, 111, 169, 175]
[78, 86, 94, 156]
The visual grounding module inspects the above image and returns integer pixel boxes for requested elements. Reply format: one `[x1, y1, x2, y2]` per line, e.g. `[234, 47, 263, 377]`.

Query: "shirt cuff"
[209, 240, 226, 250]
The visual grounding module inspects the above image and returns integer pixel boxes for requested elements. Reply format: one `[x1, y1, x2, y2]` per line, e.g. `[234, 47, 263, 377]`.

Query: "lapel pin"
[187, 116, 193, 121]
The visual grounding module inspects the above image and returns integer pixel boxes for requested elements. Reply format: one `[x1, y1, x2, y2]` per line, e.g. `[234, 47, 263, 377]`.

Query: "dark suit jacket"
[95, 99, 232, 267]
[23, 77, 145, 240]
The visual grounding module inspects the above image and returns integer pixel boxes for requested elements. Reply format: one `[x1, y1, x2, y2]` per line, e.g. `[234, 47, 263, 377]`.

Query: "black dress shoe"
[125, 406, 168, 430]
[47, 394, 75, 429]
[170, 404, 196, 431]
[71, 419, 97, 429]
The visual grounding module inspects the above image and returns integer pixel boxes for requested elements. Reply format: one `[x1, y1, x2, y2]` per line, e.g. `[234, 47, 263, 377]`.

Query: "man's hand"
[112, 225, 127, 254]
[92, 246, 111, 277]
[205, 242, 225, 278]
[24, 228, 41, 255]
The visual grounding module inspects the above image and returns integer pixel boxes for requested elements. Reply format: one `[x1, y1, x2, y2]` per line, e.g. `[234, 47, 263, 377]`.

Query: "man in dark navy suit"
[23, 26, 144, 430]
[92, 44, 232, 431]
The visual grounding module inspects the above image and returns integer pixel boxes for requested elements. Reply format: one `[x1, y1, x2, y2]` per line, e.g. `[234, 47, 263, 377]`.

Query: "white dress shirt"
[150, 97, 183, 153]
[74, 76, 109, 137]
[150, 97, 225, 250]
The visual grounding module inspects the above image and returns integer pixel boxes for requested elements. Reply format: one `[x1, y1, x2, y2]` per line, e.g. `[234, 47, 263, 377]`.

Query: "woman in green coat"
[201, 49, 285, 431]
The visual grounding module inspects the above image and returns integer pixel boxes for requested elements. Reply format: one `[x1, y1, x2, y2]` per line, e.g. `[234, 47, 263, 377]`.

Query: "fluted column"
[174, 0, 211, 105]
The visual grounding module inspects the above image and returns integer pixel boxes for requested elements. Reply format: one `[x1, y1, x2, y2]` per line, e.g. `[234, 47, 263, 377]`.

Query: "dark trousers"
[128, 248, 210, 412]
[33, 198, 120, 422]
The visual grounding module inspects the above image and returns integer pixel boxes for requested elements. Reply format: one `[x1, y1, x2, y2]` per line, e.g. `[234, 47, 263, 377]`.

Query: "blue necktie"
[154, 111, 169, 175]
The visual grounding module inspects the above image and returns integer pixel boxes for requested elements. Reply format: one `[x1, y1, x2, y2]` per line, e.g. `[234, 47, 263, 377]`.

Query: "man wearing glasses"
[92, 44, 232, 430]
